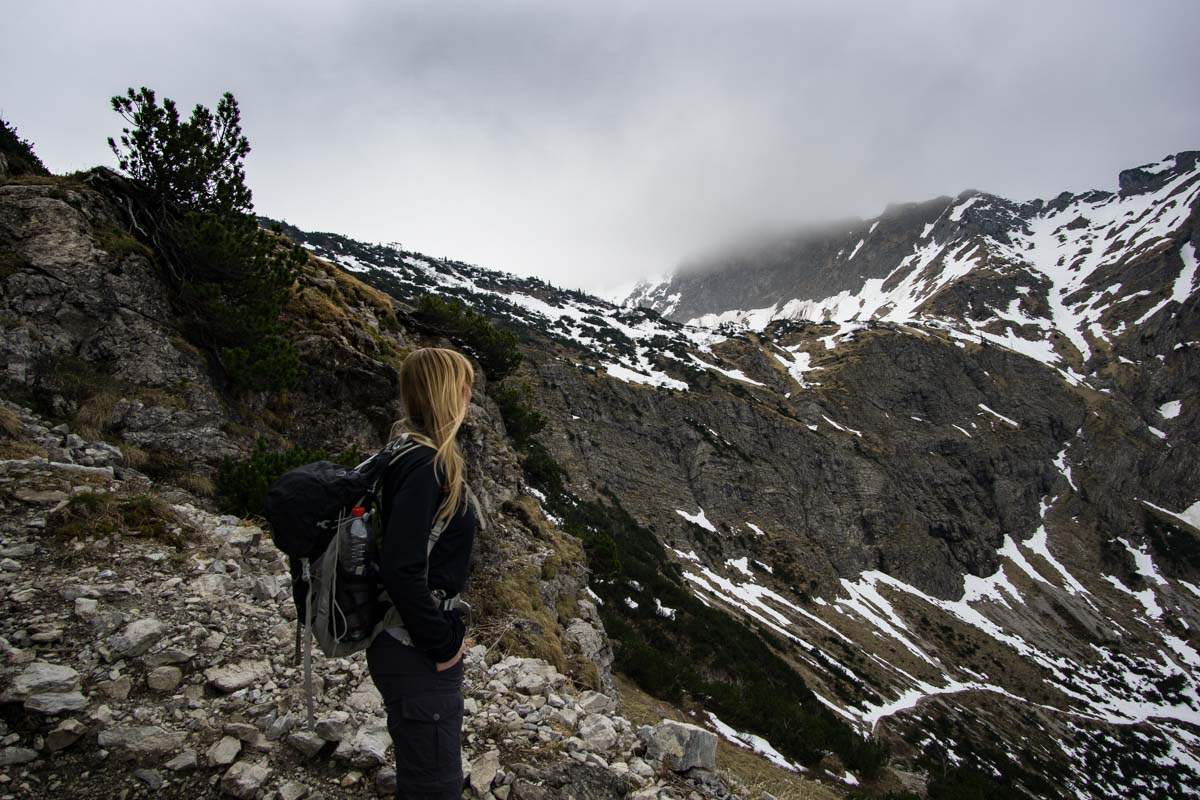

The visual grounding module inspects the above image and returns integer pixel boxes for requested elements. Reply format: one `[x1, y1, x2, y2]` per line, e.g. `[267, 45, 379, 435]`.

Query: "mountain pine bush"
[106, 88, 303, 392]
[108, 87, 251, 216]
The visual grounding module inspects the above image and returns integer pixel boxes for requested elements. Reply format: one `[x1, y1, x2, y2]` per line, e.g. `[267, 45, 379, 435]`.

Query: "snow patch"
[676, 508, 717, 533]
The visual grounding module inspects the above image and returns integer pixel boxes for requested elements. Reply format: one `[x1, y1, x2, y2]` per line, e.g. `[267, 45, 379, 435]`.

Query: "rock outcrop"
[0, 402, 755, 799]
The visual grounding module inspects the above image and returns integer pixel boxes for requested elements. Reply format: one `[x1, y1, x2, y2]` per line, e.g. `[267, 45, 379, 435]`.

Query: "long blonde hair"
[390, 347, 474, 528]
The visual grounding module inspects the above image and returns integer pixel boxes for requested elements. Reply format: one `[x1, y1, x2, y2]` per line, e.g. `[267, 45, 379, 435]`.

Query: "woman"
[369, 347, 477, 799]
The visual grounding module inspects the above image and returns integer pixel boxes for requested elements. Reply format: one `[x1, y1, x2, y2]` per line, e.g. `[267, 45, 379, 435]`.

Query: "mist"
[3, 0, 1198, 297]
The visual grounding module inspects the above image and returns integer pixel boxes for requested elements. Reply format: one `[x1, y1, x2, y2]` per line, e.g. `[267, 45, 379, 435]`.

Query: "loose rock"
[207, 735, 242, 766]
[105, 618, 167, 661]
[45, 719, 87, 752]
[0, 661, 80, 701]
[97, 725, 187, 759]
[147, 665, 183, 692]
[205, 659, 270, 693]
[221, 760, 271, 799]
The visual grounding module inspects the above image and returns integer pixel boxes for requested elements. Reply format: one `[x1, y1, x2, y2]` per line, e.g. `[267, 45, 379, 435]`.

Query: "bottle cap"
[351, 506, 366, 517]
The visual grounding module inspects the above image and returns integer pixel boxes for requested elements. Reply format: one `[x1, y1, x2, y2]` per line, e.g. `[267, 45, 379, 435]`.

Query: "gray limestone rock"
[510, 779, 550, 800]
[375, 768, 397, 797]
[205, 659, 270, 693]
[0, 747, 38, 766]
[105, 618, 167, 661]
[147, 666, 183, 692]
[277, 780, 310, 800]
[578, 714, 618, 752]
[1, 661, 80, 701]
[344, 726, 389, 767]
[164, 749, 198, 772]
[266, 714, 296, 741]
[133, 768, 163, 790]
[96, 676, 132, 700]
[314, 711, 349, 742]
[207, 735, 243, 766]
[345, 679, 383, 713]
[576, 690, 615, 715]
[97, 725, 187, 759]
[636, 720, 717, 772]
[469, 748, 502, 794]
[45, 719, 87, 752]
[286, 730, 326, 758]
[220, 760, 271, 799]
[25, 691, 87, 714]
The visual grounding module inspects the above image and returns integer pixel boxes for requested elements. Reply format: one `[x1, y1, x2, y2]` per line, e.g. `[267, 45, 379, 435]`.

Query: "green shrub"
[490, 382, 546, 450]
[106, 88, 302, 394]
[95, 224, 153, 261]
[0, 117, 49, 177]
[416, 294, 522, 380]
[108, 87, 251, 216]
[172, 210, 304, 392]
[524, 439, 567, 495]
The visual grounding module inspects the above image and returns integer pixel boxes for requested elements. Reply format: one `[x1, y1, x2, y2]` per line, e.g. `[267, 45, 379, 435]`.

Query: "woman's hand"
[435, 637, 467, 671]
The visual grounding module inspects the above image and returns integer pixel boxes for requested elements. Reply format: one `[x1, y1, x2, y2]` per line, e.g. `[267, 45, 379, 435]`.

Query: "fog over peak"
[4, 0, 1198, 295]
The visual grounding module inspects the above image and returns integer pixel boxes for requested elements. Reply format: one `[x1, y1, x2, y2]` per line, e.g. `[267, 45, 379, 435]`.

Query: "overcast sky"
[5, 1, 1199, 297]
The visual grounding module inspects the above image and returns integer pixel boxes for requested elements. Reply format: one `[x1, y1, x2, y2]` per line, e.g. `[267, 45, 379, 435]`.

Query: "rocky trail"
[0, 401, 759, 800]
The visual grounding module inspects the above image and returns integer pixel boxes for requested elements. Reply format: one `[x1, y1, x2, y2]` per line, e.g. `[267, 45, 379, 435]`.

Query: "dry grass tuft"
[74, 389, 119, 440]
[0, 406, 21, 438]
[120, 443, 149, 469]
[48, 491, 193, 549]
[0, 440, 46, 460]
[176, 472, 216, 498]
[289, 285, 348, 325]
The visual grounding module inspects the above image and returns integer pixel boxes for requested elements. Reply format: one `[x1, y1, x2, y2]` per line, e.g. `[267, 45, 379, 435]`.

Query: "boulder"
[147, 666, 183, 692]
[636, 719, 717, 772]
[314, 710, 349, 742]
[97, 725, 187, 759]
[25, 691, 87, 714]
[0, 747, 38, 766]
[286, 731, 326, 758]
[164, 749, 198, 772]
[1, 661, 80, 701]
[577, 714, 618, 751]
[468, 748, 502, 794]
[576, 690, 615, 714]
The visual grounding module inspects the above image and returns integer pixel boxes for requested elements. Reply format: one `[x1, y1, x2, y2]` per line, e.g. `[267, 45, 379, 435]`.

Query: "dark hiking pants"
[367, 632, 465, 799]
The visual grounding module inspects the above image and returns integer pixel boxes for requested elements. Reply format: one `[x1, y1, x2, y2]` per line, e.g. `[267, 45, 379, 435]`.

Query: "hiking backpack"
[264, 433, 460, 727]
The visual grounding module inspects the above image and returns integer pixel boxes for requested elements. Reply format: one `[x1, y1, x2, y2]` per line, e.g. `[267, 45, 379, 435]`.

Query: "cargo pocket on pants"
[399, 692, 464, 776]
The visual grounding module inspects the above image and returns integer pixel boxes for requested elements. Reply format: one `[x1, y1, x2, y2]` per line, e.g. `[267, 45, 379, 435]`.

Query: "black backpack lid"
[265, 461, 370, 559]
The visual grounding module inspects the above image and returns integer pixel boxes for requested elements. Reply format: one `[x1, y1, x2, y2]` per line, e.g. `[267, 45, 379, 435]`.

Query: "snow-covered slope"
[627, 152, 1200, 383]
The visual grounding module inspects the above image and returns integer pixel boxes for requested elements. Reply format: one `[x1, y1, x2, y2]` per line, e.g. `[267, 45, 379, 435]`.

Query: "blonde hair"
[390, 347, 474, 529]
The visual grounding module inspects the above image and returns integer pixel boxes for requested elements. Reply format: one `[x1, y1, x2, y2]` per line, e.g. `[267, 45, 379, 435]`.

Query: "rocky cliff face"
[277, 150, 1200, 799]
[0, 175, 770, 799]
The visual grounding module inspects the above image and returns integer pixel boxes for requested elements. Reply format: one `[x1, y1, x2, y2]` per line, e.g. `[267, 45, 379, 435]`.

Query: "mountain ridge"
[624, 151, 1199, 381]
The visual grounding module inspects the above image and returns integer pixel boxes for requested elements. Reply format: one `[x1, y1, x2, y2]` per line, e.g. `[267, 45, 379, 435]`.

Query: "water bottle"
[342, 506, 370, 577]
[340, 506, 373, 641]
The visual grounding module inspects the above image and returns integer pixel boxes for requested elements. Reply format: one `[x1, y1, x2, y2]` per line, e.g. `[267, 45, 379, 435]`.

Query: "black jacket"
[377, 443, 476, 662]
